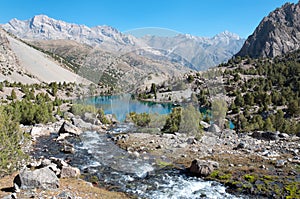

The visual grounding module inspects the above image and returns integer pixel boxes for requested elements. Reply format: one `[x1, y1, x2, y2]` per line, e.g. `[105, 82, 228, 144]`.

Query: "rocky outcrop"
[237, 2, 300, 58]
[0, 28, 24, 78]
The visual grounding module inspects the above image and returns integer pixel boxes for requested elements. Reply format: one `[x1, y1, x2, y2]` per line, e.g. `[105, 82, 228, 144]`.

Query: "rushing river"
[31, 94, 245, 198]
[33, 129, 246, 199]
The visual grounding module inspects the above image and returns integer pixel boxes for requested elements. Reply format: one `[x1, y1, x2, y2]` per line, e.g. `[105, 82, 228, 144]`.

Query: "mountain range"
[2, 0, 300, 88]
[2, 15, 245, 71]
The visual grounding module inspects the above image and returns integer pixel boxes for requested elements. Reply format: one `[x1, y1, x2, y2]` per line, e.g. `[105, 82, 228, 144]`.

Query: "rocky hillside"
[2, 15, 244, 70]
[0, 28, 88, 84]
[237, 1, 300, 58]
[29, 39, 189, 91]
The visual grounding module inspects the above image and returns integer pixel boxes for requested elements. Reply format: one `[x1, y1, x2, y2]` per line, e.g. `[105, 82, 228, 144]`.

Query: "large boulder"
[30, 125, 51, 140]
[72, 117, 93, 129]
[14, 167, 59, 190]
[60, 166, 81, 178]
[189, 159, 219, 177]
[58, 121, 82, 136]
[82, 112, 101, 125]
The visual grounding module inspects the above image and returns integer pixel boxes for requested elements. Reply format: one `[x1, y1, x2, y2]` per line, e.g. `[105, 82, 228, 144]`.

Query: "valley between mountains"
[0, 1, 299, 199]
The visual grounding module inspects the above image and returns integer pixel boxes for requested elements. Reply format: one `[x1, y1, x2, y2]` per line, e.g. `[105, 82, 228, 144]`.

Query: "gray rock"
[60, 166, 80, 178]
[56, 133, 70, 141]
[2, 194, 12, 199]
[58, 121, 82, 136]
[129, 151, 140, 159]
[276, 159, 287, 168]
[189, 159, 219, 177]
[279, 133, 289, 139]
[200, 121, 210, 129]
[251, 131, 263, 139]
[14, 167, 59, 190]
[71, 117, 93, 129]
[47, 163, 61, 176]
[186, 137, 197, 144]
[82, 112, 99, 124]
[177, 143, 188, 148]
[261, 132, 280, 141]
[57, 191, 73, 199]
[236, 142, 246, 149]
[61, 143, 75, 154]
[41, 159, 52, 167]
[29, 159, 42, 168]
[30, 125, 51, 140]
[49, 157, 69, 168]
[208, 124, 221, 134]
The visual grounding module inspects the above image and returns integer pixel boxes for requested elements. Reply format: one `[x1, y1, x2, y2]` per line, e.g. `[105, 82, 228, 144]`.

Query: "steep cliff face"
[237, 2, 300, 58]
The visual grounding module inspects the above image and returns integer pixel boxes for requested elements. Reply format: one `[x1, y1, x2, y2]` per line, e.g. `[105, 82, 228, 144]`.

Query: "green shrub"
[97, 108, 111, 124]
[244, 174, 256, 183]
[0, 107, 28, 176]
[70, 104, 97, 116]
[162, 107, 182, 133]
[129, 112, 151, 127]
[4, 99, 54, 125]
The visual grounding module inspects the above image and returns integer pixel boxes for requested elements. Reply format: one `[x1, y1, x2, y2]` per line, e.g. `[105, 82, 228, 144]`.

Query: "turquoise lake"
[79, 94, 173, 121]
[78, 94, 234, 129]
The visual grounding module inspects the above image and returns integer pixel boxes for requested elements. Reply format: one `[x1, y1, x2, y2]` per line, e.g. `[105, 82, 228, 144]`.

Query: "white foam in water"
[123, 175, 135, 182]
[143, 176, 245, 199]
[135, 164, 154, 178]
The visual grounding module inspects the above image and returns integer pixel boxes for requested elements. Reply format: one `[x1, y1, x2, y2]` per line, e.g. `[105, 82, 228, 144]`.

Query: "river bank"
[0, 112, 132, 199]
[115, 127, 300, 198]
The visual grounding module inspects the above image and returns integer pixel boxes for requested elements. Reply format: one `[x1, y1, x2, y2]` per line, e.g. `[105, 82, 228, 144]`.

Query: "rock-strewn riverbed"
[115, 128, 300, 198]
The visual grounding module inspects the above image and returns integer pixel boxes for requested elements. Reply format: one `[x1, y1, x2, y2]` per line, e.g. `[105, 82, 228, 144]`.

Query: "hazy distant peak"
[214, 30, 241, 40]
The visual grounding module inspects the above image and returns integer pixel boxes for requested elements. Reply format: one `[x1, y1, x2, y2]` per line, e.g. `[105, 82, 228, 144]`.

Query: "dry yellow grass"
[0, 173, 130, 199]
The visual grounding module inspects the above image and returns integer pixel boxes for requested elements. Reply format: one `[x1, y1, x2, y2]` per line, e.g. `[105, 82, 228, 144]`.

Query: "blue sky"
[0, 0, 298, 38]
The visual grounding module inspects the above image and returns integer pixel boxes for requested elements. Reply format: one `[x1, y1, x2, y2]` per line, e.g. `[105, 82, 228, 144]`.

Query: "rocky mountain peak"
[236, 1, 300, 58]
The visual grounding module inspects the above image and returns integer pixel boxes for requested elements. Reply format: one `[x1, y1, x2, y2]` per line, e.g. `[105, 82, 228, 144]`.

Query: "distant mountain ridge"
[2, 15, 245, 70]
[237, 1, 300, 58]
[141, 31, 244, 70]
